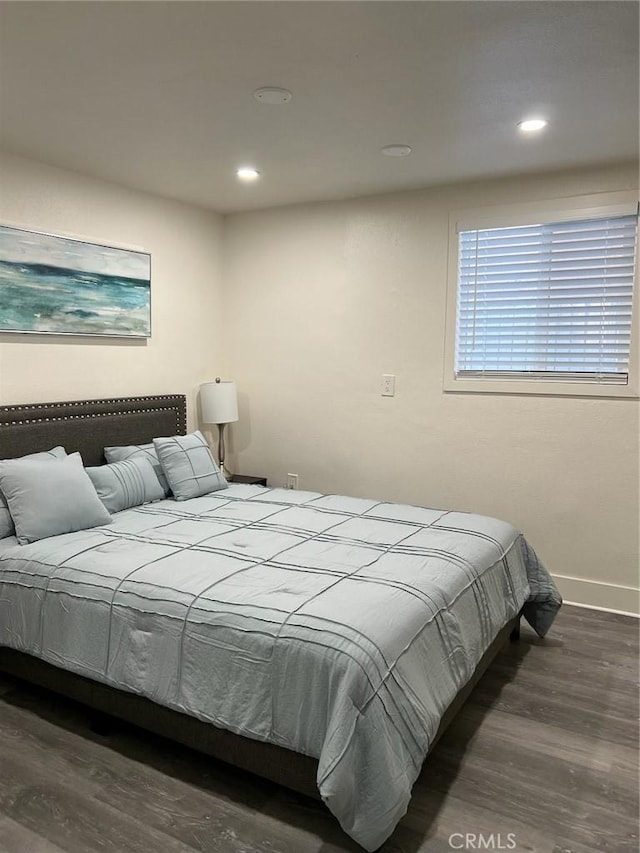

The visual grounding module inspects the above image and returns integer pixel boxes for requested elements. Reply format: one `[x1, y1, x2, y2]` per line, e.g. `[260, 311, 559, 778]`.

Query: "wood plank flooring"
[0, 605, 637, 853]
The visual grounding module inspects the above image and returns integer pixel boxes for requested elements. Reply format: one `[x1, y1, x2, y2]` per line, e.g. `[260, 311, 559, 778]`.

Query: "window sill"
[443, 375, 639, 399]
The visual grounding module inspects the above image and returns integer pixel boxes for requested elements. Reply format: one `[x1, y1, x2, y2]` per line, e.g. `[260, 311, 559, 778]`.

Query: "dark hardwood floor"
[0, 605, 637, 853]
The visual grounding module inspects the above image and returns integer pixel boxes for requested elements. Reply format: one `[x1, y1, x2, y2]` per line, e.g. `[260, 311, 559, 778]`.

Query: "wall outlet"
[381, 374, 396, 396]
[286, 473, 299, 490]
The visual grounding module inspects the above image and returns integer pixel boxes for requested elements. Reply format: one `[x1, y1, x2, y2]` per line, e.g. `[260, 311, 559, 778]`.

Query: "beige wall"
[0, 151, 224, 428]
[223, 163, 640, 614]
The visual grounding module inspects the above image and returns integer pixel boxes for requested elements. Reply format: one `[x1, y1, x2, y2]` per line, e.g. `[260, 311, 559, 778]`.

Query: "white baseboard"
[562, 601, 640, 618]
[551, 573, 640, 617]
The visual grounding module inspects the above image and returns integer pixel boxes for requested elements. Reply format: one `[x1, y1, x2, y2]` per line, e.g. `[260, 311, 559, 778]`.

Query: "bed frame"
[0, 394, 520, 801]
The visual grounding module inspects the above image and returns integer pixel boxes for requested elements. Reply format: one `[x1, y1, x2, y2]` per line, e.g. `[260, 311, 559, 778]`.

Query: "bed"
[0, 395, 561, 851]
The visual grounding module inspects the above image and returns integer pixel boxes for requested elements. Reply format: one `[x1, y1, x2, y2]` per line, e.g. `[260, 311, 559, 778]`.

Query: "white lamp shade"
[200, 380, 239, 424]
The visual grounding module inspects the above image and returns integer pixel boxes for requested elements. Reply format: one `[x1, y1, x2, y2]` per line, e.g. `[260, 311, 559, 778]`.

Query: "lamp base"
[217, 423, 232, 480]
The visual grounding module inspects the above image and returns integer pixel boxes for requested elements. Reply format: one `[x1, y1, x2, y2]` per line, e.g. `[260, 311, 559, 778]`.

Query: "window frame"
[443, 191, 640, 398]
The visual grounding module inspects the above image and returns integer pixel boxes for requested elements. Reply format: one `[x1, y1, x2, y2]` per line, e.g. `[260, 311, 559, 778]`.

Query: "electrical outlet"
[381, 374, 395, 396]
[286, 473, 299, 490]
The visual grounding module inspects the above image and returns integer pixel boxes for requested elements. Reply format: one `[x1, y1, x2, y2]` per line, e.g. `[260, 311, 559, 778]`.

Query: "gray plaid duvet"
[0, 484, 561, 850]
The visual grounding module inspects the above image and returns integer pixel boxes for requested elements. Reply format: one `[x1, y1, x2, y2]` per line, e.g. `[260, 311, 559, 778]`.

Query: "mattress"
[0, 484, 561, 850]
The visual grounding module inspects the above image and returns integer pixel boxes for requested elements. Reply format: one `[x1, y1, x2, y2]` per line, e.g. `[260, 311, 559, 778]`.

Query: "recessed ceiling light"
[517, 118, 548, 133]
[236, 167, 260, 181]
[381, 144, 412, 157]
[253, 87, 293, 105]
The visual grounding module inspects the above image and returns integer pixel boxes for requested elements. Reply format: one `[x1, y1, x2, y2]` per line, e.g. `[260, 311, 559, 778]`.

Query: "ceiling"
[1, 1, 637, 214]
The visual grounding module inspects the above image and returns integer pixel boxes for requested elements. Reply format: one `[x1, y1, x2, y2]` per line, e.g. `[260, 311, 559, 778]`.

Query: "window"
[444, 193, 639, 397]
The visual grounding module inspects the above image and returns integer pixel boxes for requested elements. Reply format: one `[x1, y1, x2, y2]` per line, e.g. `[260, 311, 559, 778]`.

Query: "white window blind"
[456, 213, 638, 384]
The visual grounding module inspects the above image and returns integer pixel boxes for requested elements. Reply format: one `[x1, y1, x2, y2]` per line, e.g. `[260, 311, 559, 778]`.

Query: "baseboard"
[551, 573, 640, 617]
[563, 601, 640, 619]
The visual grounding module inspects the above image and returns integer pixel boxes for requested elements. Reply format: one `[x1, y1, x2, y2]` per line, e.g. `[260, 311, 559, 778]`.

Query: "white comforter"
[0, 484, 561, 849]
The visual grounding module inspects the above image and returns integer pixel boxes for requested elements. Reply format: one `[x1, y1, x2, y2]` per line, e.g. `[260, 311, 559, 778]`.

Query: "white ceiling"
[1, 1, 637, 214]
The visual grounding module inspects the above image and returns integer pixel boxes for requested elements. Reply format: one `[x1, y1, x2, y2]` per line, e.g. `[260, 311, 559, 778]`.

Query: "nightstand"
[230, 474, 268, 487]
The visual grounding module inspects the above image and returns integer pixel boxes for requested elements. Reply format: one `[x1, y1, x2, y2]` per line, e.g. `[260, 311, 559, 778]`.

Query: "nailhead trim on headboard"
[1, 396, 186, 429]
[1, 407, 184, 427]
[1, 409, 183, 427]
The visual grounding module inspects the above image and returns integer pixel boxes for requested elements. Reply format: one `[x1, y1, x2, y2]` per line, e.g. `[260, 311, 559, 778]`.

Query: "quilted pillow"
[153, 431, 227, 501]
[103, 442, 170, 497]
[86, 456, 165, 514]
[0, 445, 67, 539]
[0, 452, 111, 545]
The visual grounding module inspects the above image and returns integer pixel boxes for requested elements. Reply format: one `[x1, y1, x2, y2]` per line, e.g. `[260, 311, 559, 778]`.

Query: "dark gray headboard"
[0, 395, 187, 466]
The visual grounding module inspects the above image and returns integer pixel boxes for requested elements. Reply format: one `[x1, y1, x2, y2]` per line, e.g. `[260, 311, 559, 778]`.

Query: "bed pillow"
[0, 452, 111, 545]
[86, 456, 165, 514]
[103, 442, 170, 496]
[153, 431, 228, 501]
[0, 445, 67, 539]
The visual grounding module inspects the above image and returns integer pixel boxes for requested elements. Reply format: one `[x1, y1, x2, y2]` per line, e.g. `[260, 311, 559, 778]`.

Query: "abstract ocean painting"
[0, 225, 151, 337]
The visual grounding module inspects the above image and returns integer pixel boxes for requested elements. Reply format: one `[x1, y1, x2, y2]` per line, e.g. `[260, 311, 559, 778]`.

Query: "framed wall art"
[0, 225, 151, 338]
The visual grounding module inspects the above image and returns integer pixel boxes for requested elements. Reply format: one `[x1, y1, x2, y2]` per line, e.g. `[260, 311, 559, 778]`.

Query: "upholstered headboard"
[0, 395, 187, 466]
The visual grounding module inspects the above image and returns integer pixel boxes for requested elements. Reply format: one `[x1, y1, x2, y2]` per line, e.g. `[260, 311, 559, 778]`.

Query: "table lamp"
[200, 378, 239, 479]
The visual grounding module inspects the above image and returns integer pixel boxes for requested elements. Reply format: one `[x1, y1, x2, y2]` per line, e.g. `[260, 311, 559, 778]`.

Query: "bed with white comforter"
[0, 483, 561, 850]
